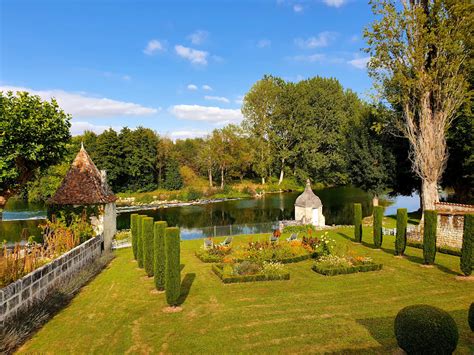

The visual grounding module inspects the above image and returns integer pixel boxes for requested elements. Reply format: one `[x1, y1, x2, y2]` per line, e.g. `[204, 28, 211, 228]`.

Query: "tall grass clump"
[395, 208, 407, 256]
[354, 203, 362, 243]
[373, 206, 384, 248]
[130, 213, 139, 260]
[165, 227, 181, 307]
[142, 217, 154, 277]
[423, 210, 437, 265]
[460, 214, 473, 276]
[154, 221, 168, 290]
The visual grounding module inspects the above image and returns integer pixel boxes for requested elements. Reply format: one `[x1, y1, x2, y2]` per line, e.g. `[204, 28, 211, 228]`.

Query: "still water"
[1, 187, 419, 242]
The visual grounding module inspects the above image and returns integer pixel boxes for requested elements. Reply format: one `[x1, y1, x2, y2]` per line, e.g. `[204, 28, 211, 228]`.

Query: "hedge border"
[196, 251, 317, 264]
[312, 263, 383, 276]
[195, 251, 222, 263]
[212, 264, 290, 284]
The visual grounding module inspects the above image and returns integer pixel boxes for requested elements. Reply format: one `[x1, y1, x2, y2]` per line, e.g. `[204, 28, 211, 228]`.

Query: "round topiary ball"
[394, 305, 459, 354]
[469, 303, 474, 332]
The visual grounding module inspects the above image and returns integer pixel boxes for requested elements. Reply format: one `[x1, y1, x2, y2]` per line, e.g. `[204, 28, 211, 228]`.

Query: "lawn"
[19, 227, 474, 354]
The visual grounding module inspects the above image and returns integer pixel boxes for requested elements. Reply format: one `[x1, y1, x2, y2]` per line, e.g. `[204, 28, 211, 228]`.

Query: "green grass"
[18, 228, 474, 354]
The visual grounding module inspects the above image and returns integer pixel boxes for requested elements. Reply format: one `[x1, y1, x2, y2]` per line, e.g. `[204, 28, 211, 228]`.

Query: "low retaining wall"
[0, 234, 103, 324]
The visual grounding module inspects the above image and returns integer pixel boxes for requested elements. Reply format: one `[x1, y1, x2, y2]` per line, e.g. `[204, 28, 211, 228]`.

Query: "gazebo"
[294, 180, 325, 227]
[48, 144, 117, 251]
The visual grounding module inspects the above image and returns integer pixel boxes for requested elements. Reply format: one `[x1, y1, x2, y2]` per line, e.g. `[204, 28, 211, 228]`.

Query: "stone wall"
[0, 234, 103, 324]
[407, 202, 474, 249]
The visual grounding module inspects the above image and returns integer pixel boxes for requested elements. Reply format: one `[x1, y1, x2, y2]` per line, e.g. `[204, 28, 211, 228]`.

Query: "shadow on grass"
[177, 273, 196, 306]
[180, 263, 185, 271]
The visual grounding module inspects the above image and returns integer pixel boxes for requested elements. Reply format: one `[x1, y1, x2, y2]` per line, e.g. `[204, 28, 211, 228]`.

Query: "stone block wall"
[0, 234, 103, 324]
[407, 202, 474, 249]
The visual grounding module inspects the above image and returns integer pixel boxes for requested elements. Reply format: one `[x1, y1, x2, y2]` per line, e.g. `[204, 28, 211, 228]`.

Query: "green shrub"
[165, 227, 181, 306]
[469, 303, 474, 331]
[186, 188, 203, 201]
[154, 221, 168, 290]
[137, 215, 145, 268]
[395, 208, 407, 256]
[373, 206, 384, 248]
[142, 217, 154, 277]
[460, 214, 473, 276]
[354, 203, 362, 243]
[423, 210, 437, 265]
[394, 305, 458, 354]
[130, 214, 139, 260]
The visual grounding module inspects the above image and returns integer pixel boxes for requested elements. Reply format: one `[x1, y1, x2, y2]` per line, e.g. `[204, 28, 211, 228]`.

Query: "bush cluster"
[394, 305, 458, 354]
[395, 208, 407, 256]
[373, 206, 384, 248]
[423, 210, 437, 265]
[353, 203, 362, 243]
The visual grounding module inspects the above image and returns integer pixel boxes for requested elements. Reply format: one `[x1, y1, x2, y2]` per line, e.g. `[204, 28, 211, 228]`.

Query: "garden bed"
[312, 262, 383, 276]
[195, 251, 222, 263]
[212, 263, 290, 283]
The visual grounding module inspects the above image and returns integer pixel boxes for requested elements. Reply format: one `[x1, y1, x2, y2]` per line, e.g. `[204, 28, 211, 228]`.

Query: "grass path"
[19, 228, 474, 354]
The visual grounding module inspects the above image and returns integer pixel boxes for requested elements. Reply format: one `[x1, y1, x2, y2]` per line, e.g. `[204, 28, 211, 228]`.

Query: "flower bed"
[312, 255, 383, 276]
[212, 261, 290, 283]
[195, 244, 232, 263]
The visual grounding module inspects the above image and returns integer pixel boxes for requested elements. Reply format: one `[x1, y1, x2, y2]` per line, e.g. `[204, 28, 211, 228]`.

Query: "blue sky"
[1, 0, 374, 139]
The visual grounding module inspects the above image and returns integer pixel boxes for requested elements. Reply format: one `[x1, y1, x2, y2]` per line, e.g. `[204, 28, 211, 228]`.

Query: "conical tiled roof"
[48, 145, 116, 205]
[295, 180, 322, 208]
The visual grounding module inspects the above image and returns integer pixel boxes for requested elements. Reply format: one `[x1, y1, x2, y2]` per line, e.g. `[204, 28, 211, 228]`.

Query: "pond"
[1, 186, 419, 243]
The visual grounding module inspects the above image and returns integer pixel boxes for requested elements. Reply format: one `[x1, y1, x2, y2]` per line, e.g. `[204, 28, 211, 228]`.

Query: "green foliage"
[353, 203, 362, 243]
[153, 221, 167, 291]
[130, 214, 139, 260]
[26, 162, 69, 203]
[212, 263, 289, 284]
[163, 157, 183, 191]
[164, 227, 181, 306]
[423, 210, 437, 265]
[394, 305, 459, 354]
[282, 224, 316, 234]
[136, 215, 144, 268]
[469, 303, 474, 332]
[460, 214, 473, 276]
[395, 208, 407, 256]
[373, 206, 384, 248]
[142, 217, 154, 277]
[0, 91, 71, 206]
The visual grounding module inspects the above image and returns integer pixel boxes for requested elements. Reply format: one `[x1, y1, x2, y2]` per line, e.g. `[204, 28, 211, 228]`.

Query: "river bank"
[116, 197, 244, 213]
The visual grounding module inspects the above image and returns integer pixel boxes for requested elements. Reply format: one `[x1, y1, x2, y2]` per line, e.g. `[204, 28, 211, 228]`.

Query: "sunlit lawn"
[19, 227, 474, 354]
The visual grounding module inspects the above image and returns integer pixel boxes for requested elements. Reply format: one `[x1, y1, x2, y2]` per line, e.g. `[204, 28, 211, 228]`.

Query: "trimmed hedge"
[137, 215, 145, 268]
[154, 221, 168, 291]
[469, 303, 474, 331]
[423, 210, 437, 265]
[460, 214, 473, 276]
[165, 227, 181, 307]
[212, 264, 290, 284]
[195, 251, 222, 263]
[373, 206, 384, 248]
[406, 241, 461, 257]
[395, 208, 407, 256]
[142, 217, 154, 277]
[354, 203, 362, 243]
[130, 213, 139, 260]
[312, 263, 382, 276]
[394, 305, 458, 354]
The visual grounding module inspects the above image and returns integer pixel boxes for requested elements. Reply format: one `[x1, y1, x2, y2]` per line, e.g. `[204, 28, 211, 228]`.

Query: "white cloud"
[168, 129, 209, 139]
[293, 4, 303, 12]
[257, 39, 271, 48]
[169, 104, 243, 124]
[204, 95, 230, 103]
[234, 95, 244, 105]
[295, 32, 337, 49]
[348, 56, 370, 69]
[175, 45, 208, 65]
[143, 39, 165, 55]
[202, 84, 213, 91]
[290, 54, 326, 62]
[187, 30, 209, 45]
[323, 0, 346, 8]
[187, 84, 198, 91]
[0, 85, 159, 117]
[70, 121, 122, 136]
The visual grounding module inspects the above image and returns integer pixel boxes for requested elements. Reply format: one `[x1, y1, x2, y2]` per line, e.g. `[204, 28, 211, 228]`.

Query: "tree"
[93, 128, 123, 191]
[130, 213, 139, 260]
[373, 206, 384, 248]
[154, 221, 168, 290]
[163, 156, 183, 190]
[460, 214, 473, 276]
[165, 227, 181, 307]
[143, 217, 154, 277]
[0, 91, 71, 212]
[423, 210, 437, 264]
[365, 0, 472, 211]
[395, 208, 408, 256]
[156, 137, 173, 188]
[242, 75, 283, 184]
[197, 136, 216, 187]
[354, 203, 363, 243]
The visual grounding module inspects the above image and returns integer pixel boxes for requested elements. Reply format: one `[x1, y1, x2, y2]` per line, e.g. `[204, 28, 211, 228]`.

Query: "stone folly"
[48, 144, 117, 251]
[294, 180, 325, 227]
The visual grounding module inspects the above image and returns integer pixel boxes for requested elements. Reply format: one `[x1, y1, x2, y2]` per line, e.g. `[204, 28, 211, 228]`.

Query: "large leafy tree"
[0, 91, 71, 211]
[365, 0, 473, 211]
[93, 128, 123, 191]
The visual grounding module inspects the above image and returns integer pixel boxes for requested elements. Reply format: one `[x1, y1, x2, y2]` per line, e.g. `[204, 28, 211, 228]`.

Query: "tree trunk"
[261, 177, 265, 185]
[220, 166, 224, 189]
[208, 168, 213, 188]
[278, 159, 285, 185]
[421, 180, 439, 211]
